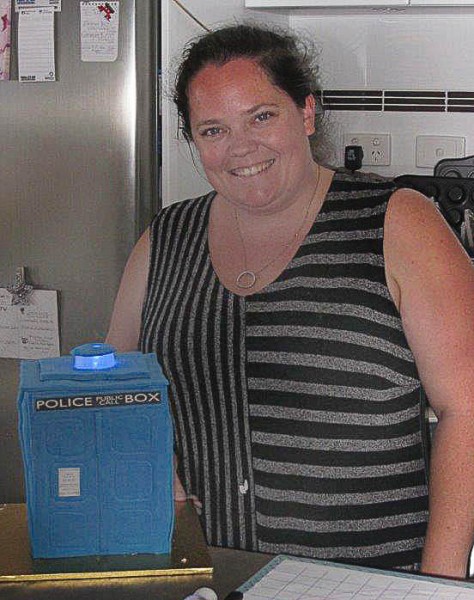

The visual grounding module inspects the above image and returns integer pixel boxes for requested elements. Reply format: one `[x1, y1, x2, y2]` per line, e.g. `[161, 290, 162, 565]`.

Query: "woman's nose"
[228, 129, 257, 157]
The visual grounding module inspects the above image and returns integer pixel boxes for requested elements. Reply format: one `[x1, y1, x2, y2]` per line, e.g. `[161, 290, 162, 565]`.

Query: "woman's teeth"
[231, 159, 274, 178]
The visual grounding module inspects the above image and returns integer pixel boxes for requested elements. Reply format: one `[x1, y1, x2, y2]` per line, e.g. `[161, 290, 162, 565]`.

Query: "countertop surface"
[0, 546, 273, 599]
[2, 503, 473, 598]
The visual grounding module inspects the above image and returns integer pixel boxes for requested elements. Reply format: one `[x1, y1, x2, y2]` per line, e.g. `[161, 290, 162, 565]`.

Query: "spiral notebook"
[238, 556, 474, 599]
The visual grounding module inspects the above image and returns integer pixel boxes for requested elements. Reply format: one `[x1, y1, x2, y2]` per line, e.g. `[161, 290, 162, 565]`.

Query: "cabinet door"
[245, 0, 408, 6]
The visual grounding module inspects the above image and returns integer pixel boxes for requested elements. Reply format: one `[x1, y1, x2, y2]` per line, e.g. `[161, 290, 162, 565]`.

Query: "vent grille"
[316, 90, 474, 113]
[447, 92, 474, 113]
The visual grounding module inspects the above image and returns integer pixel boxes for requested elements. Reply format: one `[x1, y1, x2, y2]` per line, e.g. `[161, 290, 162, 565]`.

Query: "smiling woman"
[184, 56, 330, 295]
[188, 59, 316, 214]
[106, 23, 474, 579]
[170, 24, 330, 296]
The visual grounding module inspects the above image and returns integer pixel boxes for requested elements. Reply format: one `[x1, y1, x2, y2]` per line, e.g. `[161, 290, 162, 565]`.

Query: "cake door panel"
[96, 407, 169, 554]
[30, 410, 100, 557]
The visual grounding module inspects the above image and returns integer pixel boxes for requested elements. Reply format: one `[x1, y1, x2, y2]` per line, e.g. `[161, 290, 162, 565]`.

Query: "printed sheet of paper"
[58, 468, 81, 498]
[0, 288, 60, 359]
[80, 1, 119, 62]
[15, 0, 61, 10]
[0, 0, 11, 80]
[240, 556, 474, 599]
[18, 7, 55, 82]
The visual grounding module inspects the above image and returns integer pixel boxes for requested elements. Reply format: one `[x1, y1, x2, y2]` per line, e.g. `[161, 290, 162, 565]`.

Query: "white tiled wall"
[289, 11, 474, 177]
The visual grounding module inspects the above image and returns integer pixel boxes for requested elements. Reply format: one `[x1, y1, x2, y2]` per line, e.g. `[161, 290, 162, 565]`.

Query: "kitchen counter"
[0, 546, 273, 599]
[2, 504, 473, 598]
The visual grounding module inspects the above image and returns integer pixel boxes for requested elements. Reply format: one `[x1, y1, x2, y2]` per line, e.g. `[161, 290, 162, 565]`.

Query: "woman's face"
[188, 58, 316, 214]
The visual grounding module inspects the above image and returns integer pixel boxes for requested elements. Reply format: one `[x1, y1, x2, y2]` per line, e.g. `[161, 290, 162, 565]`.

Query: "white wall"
[289, 10, 474, 177]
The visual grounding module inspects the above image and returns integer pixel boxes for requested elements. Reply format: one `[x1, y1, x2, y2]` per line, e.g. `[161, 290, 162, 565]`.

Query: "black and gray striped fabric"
[140, 171, 429, 569]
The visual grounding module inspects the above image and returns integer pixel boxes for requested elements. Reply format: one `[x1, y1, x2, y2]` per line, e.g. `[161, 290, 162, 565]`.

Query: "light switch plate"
[415, 135, 465, 169]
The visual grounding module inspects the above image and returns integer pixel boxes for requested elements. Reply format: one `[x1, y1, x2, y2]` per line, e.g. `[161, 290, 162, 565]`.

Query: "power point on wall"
[343, 134, 391, 167]
[415, 136, 465, 169]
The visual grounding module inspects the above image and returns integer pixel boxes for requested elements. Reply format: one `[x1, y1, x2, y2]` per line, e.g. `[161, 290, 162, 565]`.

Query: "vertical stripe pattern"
[140, 171, 429, 568]
[140, 194, 257, 550]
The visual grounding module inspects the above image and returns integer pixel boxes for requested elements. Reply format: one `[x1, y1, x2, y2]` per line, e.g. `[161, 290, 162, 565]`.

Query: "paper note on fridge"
[80, 1, 119, 62]
[18, 7, 55, 82]
[15, 1, 61, 11]
[0, 289, 60, 359]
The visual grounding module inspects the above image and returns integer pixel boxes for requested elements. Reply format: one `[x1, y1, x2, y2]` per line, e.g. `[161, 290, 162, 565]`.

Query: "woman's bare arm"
[106, 228, 150, 352]
[385, 189, 474, 578]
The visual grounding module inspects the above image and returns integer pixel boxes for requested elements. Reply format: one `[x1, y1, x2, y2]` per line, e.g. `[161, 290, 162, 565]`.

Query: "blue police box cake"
[17, 343, 174, 559]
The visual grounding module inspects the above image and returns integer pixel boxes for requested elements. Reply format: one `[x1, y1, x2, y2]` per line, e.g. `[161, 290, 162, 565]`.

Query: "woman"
[107, 24, 474, 578]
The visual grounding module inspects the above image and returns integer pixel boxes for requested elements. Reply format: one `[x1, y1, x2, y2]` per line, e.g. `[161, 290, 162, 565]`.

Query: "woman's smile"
[230, 158, 275, 178]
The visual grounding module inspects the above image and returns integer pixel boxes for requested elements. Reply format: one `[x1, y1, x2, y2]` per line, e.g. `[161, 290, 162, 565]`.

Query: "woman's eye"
[255, 111, 273, 123]
[200, 126, 223, 137]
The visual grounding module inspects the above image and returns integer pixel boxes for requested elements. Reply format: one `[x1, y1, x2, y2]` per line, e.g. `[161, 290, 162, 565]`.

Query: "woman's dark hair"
[173, 23, 321, 143]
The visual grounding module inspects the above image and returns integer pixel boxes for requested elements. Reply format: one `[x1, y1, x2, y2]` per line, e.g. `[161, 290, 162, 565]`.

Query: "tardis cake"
[17, 343, 174, 559]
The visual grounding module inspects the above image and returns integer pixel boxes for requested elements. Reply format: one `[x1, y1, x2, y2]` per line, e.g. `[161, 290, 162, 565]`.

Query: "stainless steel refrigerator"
[0, 0, 160, 502]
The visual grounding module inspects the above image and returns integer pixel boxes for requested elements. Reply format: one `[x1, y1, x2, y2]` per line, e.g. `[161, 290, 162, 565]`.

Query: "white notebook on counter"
[239, 556, 474, 599]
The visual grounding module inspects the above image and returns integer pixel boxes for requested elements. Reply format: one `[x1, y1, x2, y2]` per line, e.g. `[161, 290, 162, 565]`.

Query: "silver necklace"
[234, 166, 321, 290]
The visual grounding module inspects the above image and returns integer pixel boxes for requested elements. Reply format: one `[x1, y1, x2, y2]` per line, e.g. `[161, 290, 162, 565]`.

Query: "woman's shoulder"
[325, 169, 397, 214]
[150, 190, 216, 230]
[332, 168, 395, 185]
[385, 187, 458, 248]
[384, 186, 472, 304]
[386, 186, 461, 235]
[328, 168, 397, 202]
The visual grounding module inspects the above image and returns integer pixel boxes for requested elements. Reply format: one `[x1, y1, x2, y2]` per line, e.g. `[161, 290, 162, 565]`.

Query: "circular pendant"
[236, 270, 257, 289]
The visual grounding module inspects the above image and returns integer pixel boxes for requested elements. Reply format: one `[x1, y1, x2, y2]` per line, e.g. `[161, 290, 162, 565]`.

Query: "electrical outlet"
[416, 136, 465, 168]
[343, 133, 391, 167]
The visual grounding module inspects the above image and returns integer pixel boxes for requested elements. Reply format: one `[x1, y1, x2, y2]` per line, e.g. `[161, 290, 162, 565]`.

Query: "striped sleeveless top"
[140, 171, 430, 569]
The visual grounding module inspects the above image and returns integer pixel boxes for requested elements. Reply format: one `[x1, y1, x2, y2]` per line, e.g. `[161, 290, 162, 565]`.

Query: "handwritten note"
[18, 7, 55, 82]
[0, 288, 60, 359]
[80, 1, 119, 62]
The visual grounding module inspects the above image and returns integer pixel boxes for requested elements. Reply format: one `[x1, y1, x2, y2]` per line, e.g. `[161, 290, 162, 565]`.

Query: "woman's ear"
[302, 94, 317, 137]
